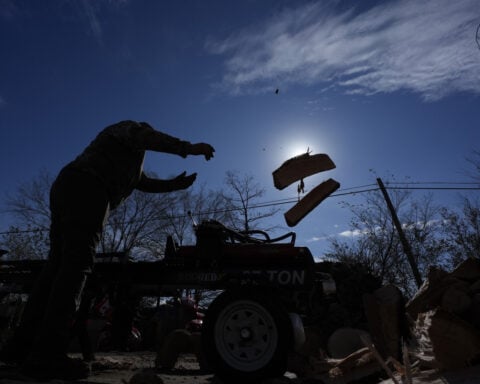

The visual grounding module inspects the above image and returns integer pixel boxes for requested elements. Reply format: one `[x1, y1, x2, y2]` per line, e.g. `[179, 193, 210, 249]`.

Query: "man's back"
[66, 121, 149, 208]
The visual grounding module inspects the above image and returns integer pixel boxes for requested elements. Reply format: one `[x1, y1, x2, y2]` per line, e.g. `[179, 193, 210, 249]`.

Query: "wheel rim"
[214, 299, 278, 372]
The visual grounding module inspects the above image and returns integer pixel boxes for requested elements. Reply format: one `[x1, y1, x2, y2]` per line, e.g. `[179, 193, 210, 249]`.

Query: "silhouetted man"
[1, 120, 214, 380]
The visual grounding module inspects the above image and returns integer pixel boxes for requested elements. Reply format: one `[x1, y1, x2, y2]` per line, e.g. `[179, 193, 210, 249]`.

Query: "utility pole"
[376, 178, 423, 288]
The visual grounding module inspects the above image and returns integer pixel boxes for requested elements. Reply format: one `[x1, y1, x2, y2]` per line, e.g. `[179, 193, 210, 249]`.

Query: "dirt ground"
[85, 352, 213, 384]
[1, 352, 480, 384]
[0, 352, 214, 384]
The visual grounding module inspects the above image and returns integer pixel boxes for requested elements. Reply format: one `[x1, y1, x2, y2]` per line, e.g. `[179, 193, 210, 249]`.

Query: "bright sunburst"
[286, 142, 311, 158]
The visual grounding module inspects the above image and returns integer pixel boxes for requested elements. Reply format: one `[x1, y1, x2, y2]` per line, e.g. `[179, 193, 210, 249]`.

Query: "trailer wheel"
[202, 290, 291, 382]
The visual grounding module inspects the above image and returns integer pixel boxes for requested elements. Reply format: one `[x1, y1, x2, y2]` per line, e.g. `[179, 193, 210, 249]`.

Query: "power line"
[386, 186, 480, 191]
[330, 187, 379, 197]
[0, 181, 479, 236]
[333, 183, 377, 191]
[385, 181, 479, 185]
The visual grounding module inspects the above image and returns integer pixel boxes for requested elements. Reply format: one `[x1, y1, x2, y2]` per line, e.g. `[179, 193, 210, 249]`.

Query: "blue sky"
[1, 0, 479, 257]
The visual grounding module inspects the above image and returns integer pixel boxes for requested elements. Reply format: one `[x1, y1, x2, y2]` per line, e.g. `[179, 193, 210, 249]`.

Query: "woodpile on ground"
[288, 258, 480, 383]
[407, 258, 480, 372]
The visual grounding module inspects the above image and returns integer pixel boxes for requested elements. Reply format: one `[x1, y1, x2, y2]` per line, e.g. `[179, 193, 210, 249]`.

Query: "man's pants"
[13, 167, 109, 358]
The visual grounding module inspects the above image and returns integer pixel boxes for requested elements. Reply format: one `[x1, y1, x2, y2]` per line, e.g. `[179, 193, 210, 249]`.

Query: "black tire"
[202, 290, 291, 382]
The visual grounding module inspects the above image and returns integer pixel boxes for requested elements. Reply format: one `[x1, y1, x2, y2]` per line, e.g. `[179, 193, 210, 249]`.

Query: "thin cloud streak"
[77, 0, 128, 45]
[308, 218, 441, 244]
[306, 228, 365, 244]
[80, 0, 104, 44]
[339, 229, 365, 238]
[208, 0, 480, 100]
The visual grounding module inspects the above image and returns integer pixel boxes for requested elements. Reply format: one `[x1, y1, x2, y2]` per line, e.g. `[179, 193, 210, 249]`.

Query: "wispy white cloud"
[339, 229, 365, 238]
[77, 0, 128, 45]
[308, 217, 442, 244]
[307, 228, 365, 243]
[307, 235, 328, 242]
[207, 0, 480, 100]
[80, 0, 103, 44]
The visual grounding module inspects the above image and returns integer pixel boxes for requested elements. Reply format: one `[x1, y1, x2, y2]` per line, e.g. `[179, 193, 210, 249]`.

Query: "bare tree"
[1, 169, 52, 259]
[438, 150, 480, 266]
[466, 149, 480, 182]
[99, 189, 174, 259]
[441, 197, 480, 267]
[4, 169, 52, 231]
[222, 171, 279, 232]
[1, 170, 180, 260]
[326, 183, 447, 297]
[149, 185, 231, 247]
[402, 194, 449, 274]
[0, 226, 49, 260]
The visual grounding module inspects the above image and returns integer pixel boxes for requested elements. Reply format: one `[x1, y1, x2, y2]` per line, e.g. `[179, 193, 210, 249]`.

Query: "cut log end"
[284, 178, 340, 227]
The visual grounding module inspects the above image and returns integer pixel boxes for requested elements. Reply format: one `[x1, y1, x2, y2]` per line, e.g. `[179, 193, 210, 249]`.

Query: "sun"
[270, 122, 337, 168]
[286, 142, 311, 158]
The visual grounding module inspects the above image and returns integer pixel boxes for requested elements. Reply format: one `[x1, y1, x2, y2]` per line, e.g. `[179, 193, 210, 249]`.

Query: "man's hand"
[171, 171, 197, 190]
[190, 143, 215, 160]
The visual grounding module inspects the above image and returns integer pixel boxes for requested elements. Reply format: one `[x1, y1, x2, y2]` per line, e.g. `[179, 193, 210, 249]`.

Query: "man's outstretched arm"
[137, 122, 215, 160]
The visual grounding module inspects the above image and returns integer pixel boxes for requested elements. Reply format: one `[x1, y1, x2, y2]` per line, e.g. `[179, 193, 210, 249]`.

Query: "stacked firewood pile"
[407, 258, 480, 371]
[288, 258, 480, 384]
